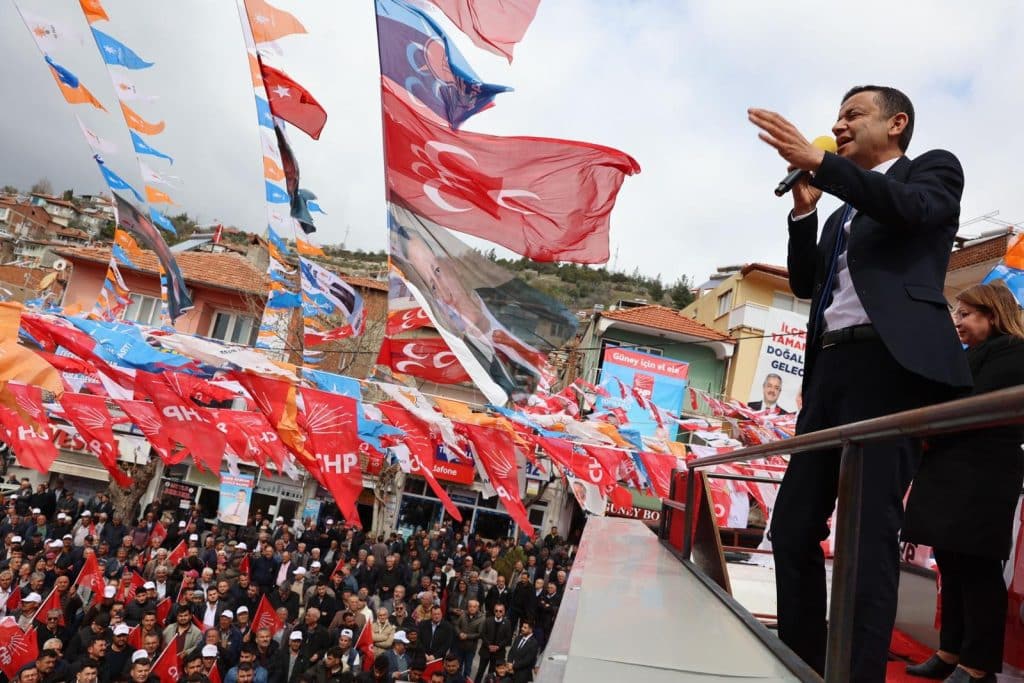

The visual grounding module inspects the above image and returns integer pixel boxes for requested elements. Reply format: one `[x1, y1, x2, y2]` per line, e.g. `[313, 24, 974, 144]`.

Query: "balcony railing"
[667, 384, 1024, 682]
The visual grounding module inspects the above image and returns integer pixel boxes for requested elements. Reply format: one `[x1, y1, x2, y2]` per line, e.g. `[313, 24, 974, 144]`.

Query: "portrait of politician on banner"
[387, 202, 577, 402]
[746, 308, 807, 413]
[218, 472, 255, 525]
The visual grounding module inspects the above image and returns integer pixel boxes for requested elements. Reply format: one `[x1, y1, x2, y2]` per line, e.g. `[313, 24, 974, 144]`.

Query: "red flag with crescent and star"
[382, 78, 639, 264]
[260, 61, 326, 140]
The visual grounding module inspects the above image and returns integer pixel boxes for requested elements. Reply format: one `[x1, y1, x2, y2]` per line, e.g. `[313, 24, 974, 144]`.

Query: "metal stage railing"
[665, 383, 1024, 683]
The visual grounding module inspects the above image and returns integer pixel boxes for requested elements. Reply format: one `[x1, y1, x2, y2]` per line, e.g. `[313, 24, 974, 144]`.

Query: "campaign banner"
[218, 472, 255, 525]
[597, 347, 689, 438]
[747, 308, 807, 413]
[158, 479, 198, 511]
[301, 499, 322, 527]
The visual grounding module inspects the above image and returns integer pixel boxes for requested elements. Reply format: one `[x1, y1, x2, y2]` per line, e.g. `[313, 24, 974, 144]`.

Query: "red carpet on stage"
[887, 629, 941, 683]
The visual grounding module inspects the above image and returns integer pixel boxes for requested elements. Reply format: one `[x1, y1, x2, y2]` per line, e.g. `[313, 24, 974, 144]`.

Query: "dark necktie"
[813, 203, 853, 334]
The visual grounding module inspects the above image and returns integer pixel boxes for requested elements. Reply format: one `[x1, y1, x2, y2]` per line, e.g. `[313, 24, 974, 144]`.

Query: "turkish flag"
[5, 590, 20, 614]
[167, 540, 187, 568]
[128, 625, 143, 651]
[376, 337, 471, 384]
[0, 404, 57, 475]
[156, 598, 172, 627]
[253, 595, 283, 635]
[239, 555, 250, 576]
[117, 572, 146, 603]
[150, 521, 168, 546]
[382, 79, 639, 264]
[75, 552, 107, 605]
[461, 424, 534, 538]
[0, 619, 37, 678]
[245, 0, 306, 44]
[377, 402, 462, 522]
[33, 587, 64, 626]
[58, 392, 131, 487]
[424, 0, 539, 62]
[260, 61, 326, 140]
[133, 371, 226, 474]
[422, 659, 444, 678]
[152, 636, 180, 683]
[300, 387, 363, 528]
[355, 622, 375, 670]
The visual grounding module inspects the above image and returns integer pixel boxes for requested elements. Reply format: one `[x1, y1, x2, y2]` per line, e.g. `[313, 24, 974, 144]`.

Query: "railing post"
[682, 467, 698, 558]
[659, 469, 677, 540]
[824, 441, 864, 683]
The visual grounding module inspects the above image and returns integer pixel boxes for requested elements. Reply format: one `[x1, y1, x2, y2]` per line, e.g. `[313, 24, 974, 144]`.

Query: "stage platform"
[535, 516, 817, 682]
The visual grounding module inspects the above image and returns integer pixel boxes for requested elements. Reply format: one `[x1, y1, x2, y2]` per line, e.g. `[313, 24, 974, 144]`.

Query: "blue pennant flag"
[268, 269, 291, 286]
[94, 156, 143, 203]
[267, 290, 301, 309]
[376, 0, 511, 128]
[265, 182, 289, 203]
[983, 264, 1024, 305]
[266, 226, 291, 254]
[130, 131, 173, 164]
[111, 244, 136, 267]
[307, 199, 326, 214]
[149, 208, 177, 235]
[256, 96, 274, 128]
[91, 28, 153, 69]
[44, 55, 79, 88]
[68, 317, 193, 372]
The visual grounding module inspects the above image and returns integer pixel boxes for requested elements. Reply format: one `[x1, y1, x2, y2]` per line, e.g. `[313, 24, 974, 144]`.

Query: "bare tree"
[30, 178, 53, 195]
[106, 458, 159, 522]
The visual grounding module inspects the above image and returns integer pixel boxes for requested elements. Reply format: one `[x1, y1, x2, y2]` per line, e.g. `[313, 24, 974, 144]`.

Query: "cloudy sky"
[1, 0, 1022, 286]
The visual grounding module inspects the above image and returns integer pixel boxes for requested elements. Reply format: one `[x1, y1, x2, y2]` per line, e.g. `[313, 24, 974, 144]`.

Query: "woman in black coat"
[903, 281, 1024, 683]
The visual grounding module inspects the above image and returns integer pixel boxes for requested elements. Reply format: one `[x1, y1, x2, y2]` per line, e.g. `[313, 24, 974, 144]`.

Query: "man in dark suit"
[749, 85, 972, 682]
[416, 605, 455, 664]
[747, 373, 791, 414]
[475, 604, 512, 683]
[506, 621, 538, 683]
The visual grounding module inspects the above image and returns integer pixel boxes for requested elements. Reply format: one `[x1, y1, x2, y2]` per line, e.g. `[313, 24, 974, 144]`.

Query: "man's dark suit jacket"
[747, 400, 790, 415]
[507, 635, 539, 683]
[788, 149, 972, 393]
[416, 618, 455, 658]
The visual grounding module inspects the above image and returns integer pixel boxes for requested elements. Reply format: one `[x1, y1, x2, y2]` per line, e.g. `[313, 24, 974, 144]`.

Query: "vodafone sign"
[426, 446, 475, 485]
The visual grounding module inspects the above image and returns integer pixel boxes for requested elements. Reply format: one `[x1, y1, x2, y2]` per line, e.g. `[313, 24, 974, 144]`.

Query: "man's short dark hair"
[842, 85, 915, 152]
[326, 646, 344, 658]
[237, 663, 254, 672]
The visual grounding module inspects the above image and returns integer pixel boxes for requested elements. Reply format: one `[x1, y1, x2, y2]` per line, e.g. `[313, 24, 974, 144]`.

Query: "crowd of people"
[0, 479, 575, 683]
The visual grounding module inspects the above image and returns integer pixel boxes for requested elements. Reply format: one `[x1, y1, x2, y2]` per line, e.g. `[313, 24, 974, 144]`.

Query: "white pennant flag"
[77, 117, 118, 154]
[110, 73, 157, 102]
[19, 9, 81, 46]
[139, 161, 178, 188]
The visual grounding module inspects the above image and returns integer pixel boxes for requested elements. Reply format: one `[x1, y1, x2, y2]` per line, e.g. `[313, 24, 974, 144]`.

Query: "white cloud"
[2, 0, 1023, 287]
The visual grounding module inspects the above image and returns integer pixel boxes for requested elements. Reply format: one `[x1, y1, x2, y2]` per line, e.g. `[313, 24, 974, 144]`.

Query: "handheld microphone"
[774, 136, 838, 196]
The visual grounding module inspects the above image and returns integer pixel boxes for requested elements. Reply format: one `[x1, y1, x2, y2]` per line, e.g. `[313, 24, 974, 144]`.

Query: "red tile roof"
[55, 246, 272, 295]
[55, 246, 390, 296]
[602, 305, 734, 342]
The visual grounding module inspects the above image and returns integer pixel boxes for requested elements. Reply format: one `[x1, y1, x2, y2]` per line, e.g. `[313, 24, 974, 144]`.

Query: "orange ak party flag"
[245, 0, 307, 44]
[120, 102, 165, 135]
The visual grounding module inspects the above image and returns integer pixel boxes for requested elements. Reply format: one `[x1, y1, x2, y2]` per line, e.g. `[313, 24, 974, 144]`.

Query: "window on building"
[209, 311, 258, 345]
[717, 289, 734, 317]
[771, 292, 811, 316]
[123, 293, 163, 327]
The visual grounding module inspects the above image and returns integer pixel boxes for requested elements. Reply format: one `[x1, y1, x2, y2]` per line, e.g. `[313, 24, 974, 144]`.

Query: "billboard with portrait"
[218, 473, 255, 526]
[747, 308, 807, 412]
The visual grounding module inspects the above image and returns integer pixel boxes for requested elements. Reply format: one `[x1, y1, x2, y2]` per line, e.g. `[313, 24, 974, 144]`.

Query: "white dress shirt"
[793, 156, 901, 331]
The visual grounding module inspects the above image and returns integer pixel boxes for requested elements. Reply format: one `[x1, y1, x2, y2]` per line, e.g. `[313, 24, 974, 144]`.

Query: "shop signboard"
[218, 472, 255, 525]
[597, 347, 689, 439]
[432, 445, 476, 485]
[158, 479, 198, 510]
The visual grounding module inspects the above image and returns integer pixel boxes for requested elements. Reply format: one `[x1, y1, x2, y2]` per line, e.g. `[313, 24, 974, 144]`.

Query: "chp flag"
[0, 619, 36, 678]
[300, 387, 363, 527]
